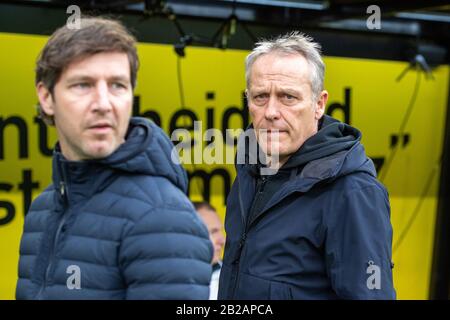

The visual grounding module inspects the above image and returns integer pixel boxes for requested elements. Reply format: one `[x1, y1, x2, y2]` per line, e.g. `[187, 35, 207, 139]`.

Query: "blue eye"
[253, 94, 269, 103]
[74, 83, 90, 89]
[111, 82, 130, 92]
[112, 83, 125, 89]
[281, 94, 298, 104]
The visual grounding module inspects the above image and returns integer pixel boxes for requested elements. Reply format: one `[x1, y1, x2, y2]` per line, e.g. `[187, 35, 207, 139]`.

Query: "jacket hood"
[100, 117, 188, 192]
[283, 115, 359, 169]
[52, 117, 188, 196]
[242, 115, 376, 184]
[297, 115, 376, 182]
[234, 116, 377, 226]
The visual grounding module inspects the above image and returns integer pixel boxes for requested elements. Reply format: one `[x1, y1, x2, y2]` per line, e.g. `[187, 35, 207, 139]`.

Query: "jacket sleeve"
[119, 206, 213, 300]
[324, 184, 396, 299]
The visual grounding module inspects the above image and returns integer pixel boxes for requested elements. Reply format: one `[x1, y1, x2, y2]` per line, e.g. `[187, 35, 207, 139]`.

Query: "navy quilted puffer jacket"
[16, 117, 213, 299]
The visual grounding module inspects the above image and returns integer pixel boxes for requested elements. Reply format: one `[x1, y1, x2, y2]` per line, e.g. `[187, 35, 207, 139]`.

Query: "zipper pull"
[259, 176, 268, 193]
[233, 233, 247, 264]
[239, 233, 247, 248]
[59, 181, 65, 197]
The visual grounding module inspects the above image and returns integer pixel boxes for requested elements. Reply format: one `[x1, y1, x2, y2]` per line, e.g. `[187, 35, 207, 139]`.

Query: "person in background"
[194, 201, 226, 300]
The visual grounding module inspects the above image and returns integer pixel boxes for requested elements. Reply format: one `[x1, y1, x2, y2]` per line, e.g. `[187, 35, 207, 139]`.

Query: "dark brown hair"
[36, 16, 139, 125]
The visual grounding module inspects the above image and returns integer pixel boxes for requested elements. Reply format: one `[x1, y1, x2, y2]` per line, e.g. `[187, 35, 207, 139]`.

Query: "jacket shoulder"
[108, 174, 194, 216]
[23, 185, 55, 231]
[331, 170, 388, 199]
[28, 184, 54, 211]
[103, 174, 209, 238]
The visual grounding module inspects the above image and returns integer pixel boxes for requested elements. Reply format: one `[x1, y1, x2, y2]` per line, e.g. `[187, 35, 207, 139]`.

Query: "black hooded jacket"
[219, 115, 396, 300]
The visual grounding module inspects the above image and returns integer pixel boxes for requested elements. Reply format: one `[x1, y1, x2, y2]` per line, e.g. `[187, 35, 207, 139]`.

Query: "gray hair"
[245, 31, 325, 101]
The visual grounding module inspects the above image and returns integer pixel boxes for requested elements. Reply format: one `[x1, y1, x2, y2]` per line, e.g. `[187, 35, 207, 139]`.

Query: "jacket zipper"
[230, 175, 268, 298]
[228, 167, 323, 298]
[247, 175, 314, 231]
[247, 176, 268, 226]
[36, 170, 69, 299]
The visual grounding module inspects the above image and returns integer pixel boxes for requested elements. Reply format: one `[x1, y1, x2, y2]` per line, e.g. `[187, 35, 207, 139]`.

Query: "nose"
[92, 81, 112, 113]
[264, 96, 281, 121]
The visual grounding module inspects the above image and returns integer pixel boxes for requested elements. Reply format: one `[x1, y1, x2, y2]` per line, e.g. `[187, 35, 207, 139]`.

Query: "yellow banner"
[0, 32, 448, 299]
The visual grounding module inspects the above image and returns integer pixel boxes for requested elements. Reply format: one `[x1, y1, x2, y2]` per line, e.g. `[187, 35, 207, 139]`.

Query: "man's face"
[37, 52, 133, 161]
[197, 207, 225, 265]
[247, 52, 328, 166]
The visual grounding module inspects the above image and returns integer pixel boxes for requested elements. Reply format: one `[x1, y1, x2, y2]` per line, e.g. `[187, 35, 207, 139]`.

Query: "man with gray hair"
[218, 31, 396, 299]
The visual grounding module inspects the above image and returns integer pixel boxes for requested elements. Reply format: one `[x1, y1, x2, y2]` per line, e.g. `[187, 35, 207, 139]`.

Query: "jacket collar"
[236, 141, 376, 227]
[50, 117, 189, 204]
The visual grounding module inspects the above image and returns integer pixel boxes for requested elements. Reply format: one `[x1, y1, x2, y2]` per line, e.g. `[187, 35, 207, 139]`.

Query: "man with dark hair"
[16, 17, 212, 300]
[193, 202, 225, 300]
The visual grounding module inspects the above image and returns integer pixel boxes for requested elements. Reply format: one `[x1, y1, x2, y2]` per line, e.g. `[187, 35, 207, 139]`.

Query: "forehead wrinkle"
[250, 53, 311, 88]
[250, 77, 307, 93]
[251, 71, 308, 89]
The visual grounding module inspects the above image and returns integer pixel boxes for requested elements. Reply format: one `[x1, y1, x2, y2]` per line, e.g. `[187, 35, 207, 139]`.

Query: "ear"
[36, 82, 55, 117]
[314, 90, 328, 120]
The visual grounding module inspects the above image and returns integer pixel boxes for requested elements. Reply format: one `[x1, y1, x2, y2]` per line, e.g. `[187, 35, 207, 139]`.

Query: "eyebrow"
[109, 76, 131, 83]
[66, 75, 130, 83]
[249, 87, 269, 94]
[249, 87, 302, 96]
[277, 87, 302, 95]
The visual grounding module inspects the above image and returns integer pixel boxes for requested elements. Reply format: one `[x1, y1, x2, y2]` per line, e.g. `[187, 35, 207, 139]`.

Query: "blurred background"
[0, 0, 449, 300]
